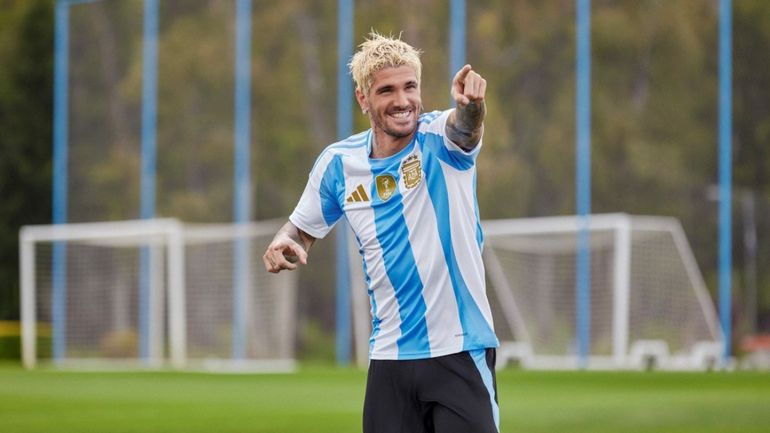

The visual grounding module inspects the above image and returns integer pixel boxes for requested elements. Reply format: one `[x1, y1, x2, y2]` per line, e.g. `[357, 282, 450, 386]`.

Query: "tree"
[0, 0, 53, 319]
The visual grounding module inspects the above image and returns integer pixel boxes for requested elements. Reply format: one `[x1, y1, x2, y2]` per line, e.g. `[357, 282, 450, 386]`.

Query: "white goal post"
[482, 213, 724, 371]
[20, 218, 297, 372]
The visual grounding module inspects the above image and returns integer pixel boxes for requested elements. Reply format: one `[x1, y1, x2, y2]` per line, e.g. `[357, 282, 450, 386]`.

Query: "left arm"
[446, 64, 487, 151]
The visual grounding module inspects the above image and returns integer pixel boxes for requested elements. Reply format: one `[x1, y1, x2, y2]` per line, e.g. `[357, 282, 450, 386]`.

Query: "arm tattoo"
[446, 101, 486, 151]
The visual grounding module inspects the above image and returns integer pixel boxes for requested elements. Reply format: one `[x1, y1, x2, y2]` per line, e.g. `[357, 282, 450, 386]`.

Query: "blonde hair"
[348, 31, 422, 96]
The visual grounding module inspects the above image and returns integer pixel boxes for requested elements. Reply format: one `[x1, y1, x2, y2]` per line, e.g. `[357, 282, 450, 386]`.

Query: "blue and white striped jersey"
[290, 110, 499, 360]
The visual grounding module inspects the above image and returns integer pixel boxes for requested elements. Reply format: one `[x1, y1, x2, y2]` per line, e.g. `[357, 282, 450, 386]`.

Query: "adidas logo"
[346, 184, 370, 203]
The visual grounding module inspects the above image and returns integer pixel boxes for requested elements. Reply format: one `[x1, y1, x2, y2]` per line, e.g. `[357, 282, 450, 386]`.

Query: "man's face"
[357, 66, 422, 140]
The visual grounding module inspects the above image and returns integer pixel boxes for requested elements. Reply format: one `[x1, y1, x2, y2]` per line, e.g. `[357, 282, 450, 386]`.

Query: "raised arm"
[263, 220, 316, 273]
[446, 64, 487, 151]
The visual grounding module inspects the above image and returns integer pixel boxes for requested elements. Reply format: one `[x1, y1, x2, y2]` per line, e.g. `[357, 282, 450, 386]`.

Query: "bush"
[0, 321, 51, 360]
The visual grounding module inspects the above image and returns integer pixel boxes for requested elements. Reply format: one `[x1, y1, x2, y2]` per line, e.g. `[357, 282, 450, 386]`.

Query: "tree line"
[1, 0, 768, 350]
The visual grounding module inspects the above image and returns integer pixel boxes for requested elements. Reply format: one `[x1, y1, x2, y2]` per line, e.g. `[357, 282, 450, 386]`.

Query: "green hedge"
[0, 321, 51, 360]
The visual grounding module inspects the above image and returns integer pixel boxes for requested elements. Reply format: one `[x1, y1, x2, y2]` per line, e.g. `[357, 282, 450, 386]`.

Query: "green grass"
[1, 363, 769, 432]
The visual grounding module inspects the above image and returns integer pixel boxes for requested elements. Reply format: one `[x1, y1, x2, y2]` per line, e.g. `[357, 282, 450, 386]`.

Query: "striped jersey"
[290, 109, 499, 360]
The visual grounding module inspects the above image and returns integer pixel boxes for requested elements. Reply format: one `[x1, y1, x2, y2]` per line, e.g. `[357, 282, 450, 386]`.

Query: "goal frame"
[20, 218, 296, 372]
[20, 218, 186, 370]
[483, 213, 724, 370]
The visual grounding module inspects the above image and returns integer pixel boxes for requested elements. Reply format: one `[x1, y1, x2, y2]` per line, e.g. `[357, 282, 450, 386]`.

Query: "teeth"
[391, 111, 410, 119]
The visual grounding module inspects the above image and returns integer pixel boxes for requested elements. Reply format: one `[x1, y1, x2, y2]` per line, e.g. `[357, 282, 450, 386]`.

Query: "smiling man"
[263, 32, 500, 433]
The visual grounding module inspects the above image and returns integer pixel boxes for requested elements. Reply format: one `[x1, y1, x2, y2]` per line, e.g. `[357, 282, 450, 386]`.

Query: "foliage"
[0, 0, 53, 320]
[734, 0, 770, 327]
[1, 0, 769, 338]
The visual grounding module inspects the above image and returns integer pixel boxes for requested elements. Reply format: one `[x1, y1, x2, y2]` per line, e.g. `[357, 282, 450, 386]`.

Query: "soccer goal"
[20, 218, 297, 372]
[483, 213, 723, 371]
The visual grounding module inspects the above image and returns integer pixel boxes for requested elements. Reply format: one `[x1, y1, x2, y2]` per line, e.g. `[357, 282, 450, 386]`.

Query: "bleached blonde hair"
[348, 31, 422, 96]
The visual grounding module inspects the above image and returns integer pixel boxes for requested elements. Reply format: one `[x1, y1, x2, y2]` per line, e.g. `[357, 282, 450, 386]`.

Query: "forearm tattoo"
[446, 101, 486, 151]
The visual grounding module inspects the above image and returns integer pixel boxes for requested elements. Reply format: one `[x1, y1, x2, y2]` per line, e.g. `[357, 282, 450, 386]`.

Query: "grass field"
[1, 362, 770, 433]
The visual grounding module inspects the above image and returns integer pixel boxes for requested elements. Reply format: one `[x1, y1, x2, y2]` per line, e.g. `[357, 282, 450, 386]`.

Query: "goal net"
[483, 214, 723, 370]
[20, 219, 296, 372]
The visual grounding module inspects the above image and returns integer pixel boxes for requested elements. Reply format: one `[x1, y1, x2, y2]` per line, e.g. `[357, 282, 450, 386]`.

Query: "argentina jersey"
[290, 110, 499, 360]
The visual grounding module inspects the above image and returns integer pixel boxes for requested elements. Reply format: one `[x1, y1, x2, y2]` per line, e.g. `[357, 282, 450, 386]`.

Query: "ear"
[355, 88, 369, 114]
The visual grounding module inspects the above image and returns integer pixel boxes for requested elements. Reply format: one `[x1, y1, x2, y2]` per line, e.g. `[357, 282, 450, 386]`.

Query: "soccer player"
[263, 32, 499, 433]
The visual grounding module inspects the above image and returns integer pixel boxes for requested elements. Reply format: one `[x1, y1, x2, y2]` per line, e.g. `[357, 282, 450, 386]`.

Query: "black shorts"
[363, 348, 498, 433]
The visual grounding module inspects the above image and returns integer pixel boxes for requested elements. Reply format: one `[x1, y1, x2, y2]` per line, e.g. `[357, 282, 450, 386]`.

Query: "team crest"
[400, 155, 422, 189]
[375, 174, 397, 201]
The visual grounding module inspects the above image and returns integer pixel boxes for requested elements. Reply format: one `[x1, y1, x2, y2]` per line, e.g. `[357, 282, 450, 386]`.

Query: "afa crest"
[401, 154, 422, 189]
[375, 174, 397, 201]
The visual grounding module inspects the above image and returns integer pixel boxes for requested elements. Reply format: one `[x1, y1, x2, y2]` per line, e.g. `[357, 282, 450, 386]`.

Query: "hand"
[451, 64, 487, 108]
[262, 235, 308, 273]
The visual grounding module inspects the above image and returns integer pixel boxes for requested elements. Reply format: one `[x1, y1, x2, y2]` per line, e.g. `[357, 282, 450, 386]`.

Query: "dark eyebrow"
[375, 81, 418, 94]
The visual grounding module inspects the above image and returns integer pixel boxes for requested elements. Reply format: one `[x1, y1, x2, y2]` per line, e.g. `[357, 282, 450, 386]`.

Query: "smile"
[389, 110, 412, 119]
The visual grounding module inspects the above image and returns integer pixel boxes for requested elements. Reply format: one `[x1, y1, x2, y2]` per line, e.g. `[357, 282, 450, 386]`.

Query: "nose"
[394, 89, 409, 107]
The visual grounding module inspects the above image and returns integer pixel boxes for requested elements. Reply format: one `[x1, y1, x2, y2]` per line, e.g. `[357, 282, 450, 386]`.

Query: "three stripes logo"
[346, 184, 370, 203]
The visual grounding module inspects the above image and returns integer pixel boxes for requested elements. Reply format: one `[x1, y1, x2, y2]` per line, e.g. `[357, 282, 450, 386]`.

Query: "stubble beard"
[372, 105, 421, 139]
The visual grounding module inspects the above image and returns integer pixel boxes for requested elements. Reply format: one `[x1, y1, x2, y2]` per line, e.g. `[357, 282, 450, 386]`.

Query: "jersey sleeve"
[289, 151, 344, 239]
[421, 109, 483, 170]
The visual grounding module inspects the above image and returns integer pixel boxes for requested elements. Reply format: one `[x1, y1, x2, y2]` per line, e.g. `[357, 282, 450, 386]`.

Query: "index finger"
[453, 64, 472, 84]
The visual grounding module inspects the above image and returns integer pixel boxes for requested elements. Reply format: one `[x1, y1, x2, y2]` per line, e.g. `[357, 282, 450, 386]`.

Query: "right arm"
[262, 220, 316, 273]
[267, 145, 343, 273]
[445, 64, 487, 151]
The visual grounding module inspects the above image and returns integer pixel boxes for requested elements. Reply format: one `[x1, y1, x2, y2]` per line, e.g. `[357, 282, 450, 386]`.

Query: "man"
[263, 32, 499, 433]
